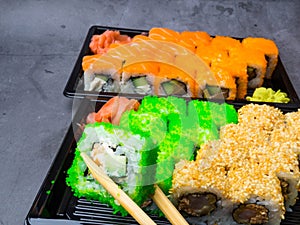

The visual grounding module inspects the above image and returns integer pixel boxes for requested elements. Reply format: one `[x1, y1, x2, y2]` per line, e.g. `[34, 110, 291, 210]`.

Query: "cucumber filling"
[203, 85, 228, 99]
[161, 79, 187, 96]
[130, 76, 151, 94]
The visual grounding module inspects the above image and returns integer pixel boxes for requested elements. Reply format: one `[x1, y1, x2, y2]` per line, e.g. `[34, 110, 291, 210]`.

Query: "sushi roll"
[137, 96, 193, 193]
[207, 65, 237, 100]
[229, 46, 267, 89]
[183, 110, 219, 153]
[202, 138, 286, 225]
[155, 64, 196, 97]
[195, 45, 236, 99]
[211, 54, 249, 99]
[260, 143, 300, 211]
[171, 157, 234, 225]
[226, 58, 248, 99]
[118, 96, 194, 194]
[242, 37, 279, 79]
[120, 62, 159, 95]
[82, 54, 123, 92]
[187, 100, 220, 141]
[119, 106, 186, 194]
[66, 122, 158, 216]
[227, 161, 285, 225]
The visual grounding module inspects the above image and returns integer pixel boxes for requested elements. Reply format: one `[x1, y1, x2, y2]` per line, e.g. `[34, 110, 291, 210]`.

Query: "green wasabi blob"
[246, 87, 290, 103]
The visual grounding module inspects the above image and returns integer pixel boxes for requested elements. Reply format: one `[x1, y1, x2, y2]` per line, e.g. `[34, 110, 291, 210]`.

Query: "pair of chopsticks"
[81, 152, 189, 225]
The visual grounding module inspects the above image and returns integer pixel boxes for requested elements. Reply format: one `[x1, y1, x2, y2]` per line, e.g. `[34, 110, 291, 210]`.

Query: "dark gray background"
[0, 0, 299, 224]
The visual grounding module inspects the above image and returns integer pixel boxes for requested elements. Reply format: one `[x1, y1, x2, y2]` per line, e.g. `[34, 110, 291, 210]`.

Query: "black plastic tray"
[25, 99, 300, 225]
[63, 25, 300, 109]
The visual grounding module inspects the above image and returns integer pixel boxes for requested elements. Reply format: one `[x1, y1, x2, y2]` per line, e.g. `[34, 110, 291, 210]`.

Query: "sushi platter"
[25, 25, 300, 225]
[63, 25, 300, 109]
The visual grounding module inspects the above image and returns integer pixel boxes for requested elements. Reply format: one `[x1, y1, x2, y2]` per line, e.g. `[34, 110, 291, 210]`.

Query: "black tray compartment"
[25, 99, 300, 225]
[63, 25, 300, 109]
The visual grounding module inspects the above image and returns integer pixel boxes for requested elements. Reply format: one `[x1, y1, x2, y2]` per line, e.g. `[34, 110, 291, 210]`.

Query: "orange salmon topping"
[242, 37, 279, 55]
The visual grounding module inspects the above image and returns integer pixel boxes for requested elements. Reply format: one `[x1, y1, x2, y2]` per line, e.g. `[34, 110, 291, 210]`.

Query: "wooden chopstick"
[80, 152, 157, 225]
[81, 152, 189, 225]
[152, 184, 189, 225]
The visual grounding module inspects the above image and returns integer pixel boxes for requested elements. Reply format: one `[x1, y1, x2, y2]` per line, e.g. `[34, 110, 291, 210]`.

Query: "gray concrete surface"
[0, 0, 299, 224]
